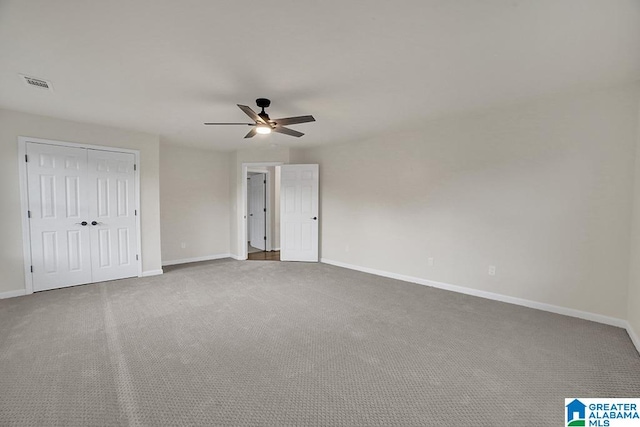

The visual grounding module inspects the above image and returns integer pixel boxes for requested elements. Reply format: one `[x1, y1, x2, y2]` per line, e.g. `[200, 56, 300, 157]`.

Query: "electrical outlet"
[181, 242, 186, 249]
[488, 265, 496, 276]
[427, 257, 434, 267]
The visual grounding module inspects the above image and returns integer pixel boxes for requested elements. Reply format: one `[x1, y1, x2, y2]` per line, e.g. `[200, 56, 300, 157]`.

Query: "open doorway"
[246, 166, 280, 261]
[239, 162, 319, 262]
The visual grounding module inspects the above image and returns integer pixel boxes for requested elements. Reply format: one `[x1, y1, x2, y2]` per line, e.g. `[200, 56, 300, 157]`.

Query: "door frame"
[239, 162, 283, 260]
[18, 136, 142, 295]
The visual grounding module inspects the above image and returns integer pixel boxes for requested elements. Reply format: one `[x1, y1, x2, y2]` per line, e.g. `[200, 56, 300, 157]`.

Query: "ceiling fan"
[204, 98, 315, 138]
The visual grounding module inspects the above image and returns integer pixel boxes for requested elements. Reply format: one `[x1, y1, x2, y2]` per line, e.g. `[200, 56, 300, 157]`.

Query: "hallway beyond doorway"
[247, 250, 280, 261]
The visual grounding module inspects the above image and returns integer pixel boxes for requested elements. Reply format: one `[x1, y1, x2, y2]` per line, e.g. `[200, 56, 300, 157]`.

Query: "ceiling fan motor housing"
[256, 98, 271, 108]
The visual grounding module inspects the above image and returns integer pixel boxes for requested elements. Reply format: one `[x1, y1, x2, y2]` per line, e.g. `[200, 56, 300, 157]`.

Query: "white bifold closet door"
[87, 149, 138, 283]
[27, 143, 92, 290]
[26, 142, 138, 292]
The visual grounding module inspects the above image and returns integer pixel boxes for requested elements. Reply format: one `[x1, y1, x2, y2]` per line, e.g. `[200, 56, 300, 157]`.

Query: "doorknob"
[311, 217, 318, 220]
[75, 221, 88, 226]
[91, 221, 103, 226]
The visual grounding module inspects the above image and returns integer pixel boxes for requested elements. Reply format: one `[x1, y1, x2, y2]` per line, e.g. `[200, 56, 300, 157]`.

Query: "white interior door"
[247, 179, 252, 243]
[87, 149, 138, 283]
[27, 142, 92, 291]
[280, 164, 319, 262]
[249, 173, 266, 250]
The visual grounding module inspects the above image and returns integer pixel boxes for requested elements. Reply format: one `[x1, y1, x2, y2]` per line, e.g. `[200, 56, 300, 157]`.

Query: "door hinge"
[136, 254, 139, 261]
[263, 180, 266, 184]
[30, 266, 33, 273]
[135, 209, 137, 216]
[134, 164, 137, 171]
[25, 154, 28, 163]
[263, 208, 266, 212]
[263, 236, 267, 240]
[27, 210, 31, 218]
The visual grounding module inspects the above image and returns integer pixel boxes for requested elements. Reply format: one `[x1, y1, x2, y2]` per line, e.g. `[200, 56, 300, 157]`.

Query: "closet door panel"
[87, 150, 138, 282]
[26, 143, 92, 291]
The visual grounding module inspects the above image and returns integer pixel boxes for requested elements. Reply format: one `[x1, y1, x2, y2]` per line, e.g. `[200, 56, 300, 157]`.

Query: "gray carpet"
[1, 259, 639, 426]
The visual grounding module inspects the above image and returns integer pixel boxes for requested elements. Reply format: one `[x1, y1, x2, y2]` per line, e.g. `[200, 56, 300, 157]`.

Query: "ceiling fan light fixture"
[205, 99, 315, 139]
[256, 125, 272, 135]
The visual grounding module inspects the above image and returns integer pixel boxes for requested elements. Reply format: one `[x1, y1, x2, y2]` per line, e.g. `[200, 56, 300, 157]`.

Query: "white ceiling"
[1, 0, 639, 151]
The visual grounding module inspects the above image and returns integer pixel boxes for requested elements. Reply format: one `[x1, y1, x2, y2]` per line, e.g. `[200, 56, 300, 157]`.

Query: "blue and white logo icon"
[565, 398, 640, 426]
[567, 399, 587, 426]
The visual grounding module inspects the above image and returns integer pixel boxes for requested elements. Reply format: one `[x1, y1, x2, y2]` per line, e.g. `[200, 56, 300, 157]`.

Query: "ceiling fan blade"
[237, 104, 268, 125]
[244, 128, 258, 139]
[273, 115, 316, 126]
[204, 123, 253, 125]
[273, 126, 304, 138]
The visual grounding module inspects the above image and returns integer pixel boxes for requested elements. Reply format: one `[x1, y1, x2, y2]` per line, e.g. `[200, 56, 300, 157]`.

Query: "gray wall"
[292, 83, 640, 320]
[160, 141, 230, 263]
[627, 100, 640, 344]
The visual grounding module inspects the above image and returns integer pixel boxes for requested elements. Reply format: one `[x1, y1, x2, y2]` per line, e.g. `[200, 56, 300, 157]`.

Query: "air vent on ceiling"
[19, 74, 53, 91]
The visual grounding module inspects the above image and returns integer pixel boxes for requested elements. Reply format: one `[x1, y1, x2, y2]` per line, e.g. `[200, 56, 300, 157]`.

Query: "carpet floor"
[1, 259, 639, 426]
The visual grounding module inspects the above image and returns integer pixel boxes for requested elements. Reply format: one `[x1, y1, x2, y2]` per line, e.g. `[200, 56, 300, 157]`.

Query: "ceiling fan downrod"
[256, 98, 271, 122]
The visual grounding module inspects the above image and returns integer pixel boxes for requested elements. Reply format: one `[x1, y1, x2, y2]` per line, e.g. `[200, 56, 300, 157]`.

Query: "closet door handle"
[91, 221, 104, 226]
[311, 217, 318, 220]
[75, 221, 88, 226]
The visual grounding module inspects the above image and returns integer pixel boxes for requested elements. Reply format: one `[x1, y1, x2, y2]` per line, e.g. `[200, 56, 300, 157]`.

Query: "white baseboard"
[626, 322, 640, 355]
[0, 289, 27, 299]
[321, 258, 627, 329]
[228, 253, 243, 260]
[272, 247, 281, 251]
[162, 254, 232, 266]
[141, 269, 164, 277]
